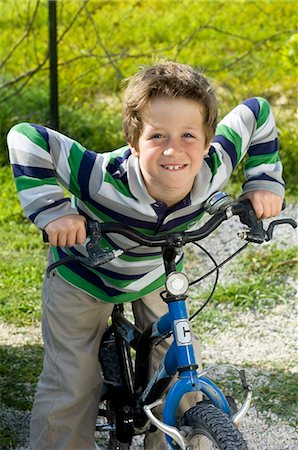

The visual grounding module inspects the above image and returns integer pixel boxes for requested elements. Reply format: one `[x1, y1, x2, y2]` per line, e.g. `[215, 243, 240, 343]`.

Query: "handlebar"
[43, 195, 297, 276]
[87, 199, 295, 246]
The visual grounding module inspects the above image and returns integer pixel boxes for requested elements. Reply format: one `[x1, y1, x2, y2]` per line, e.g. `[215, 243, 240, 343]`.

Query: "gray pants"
[30, 271, 204, 450]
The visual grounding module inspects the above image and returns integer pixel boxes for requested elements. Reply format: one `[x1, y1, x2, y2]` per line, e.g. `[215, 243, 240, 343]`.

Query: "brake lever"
[46, 219, 123, 277]
[85, 219, 123, 265]
[237, 199, 267, 243]
[265, 218, 297, 241]
[237, 216, 297, 244]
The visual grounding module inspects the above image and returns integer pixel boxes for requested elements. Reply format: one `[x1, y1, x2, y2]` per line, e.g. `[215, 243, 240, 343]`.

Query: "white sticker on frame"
[174, 319, 192, 346]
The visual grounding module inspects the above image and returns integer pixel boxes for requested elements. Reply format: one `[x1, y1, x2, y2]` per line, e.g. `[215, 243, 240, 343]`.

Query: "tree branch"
[82, 1, 123, 80]
[208, 29, 295, 73]
[0, 54, 48, 90]
[0, 0, 40, 70]
[57, 0, 87, 45]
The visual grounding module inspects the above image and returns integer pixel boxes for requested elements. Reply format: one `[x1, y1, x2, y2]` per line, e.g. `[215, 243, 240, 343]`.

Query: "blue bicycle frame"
[140, 299, 231, 448]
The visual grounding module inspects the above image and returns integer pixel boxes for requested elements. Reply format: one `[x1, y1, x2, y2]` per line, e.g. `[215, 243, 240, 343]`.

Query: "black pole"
[48, 0, 59, 130]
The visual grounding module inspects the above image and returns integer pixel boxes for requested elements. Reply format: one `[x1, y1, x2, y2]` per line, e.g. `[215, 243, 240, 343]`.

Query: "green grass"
[0, 345, 43, 410]
[252, 364, 298, 426]
[189, 243, 297, 335]
[0, 167, 47, 325]
[0, 344, 44, 449]
[205, 362, 298, 427]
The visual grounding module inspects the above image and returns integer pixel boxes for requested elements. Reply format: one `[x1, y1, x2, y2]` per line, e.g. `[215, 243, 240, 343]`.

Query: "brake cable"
[154, 241, 250, 345]
[189, 242, 249, 321]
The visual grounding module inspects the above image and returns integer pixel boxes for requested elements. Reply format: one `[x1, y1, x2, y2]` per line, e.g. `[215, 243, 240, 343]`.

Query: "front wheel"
[179, 403, 247, 450]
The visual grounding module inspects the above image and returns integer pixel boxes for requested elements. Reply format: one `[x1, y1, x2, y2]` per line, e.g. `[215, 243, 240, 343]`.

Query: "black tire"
[198, 396, 238, 415]
[99, 328, 123, 387]
[97, 330, 131, 449]
[179, 403, 247, 450]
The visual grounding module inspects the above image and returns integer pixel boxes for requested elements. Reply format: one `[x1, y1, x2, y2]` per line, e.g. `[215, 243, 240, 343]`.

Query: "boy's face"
[130, 97, 210, 206]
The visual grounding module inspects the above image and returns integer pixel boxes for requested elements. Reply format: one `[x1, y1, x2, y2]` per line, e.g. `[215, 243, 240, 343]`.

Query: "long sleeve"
[211, 97, 285, 198]
[7, 123, 102, 229]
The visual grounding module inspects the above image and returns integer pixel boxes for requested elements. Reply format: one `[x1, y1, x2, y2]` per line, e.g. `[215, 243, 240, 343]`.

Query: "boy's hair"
[122, 61, 218, 148]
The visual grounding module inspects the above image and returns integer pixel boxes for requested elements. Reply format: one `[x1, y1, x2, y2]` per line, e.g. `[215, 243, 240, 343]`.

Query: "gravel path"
[1, 205, 297, 450]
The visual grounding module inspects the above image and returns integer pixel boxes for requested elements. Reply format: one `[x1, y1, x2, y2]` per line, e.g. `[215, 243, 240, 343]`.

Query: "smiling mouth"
[161, 164, 187, 171]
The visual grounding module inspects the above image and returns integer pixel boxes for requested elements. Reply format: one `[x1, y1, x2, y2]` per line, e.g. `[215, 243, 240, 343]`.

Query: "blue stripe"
[29, 198, 71, 222]
[80, 199, 203, 234]
[96, 266, 143, 281]
[243, 174, 285, 186]
[159, 207, 205, 232]
[30, 124, 50, 151]
[212, 135, 237, 169]
[204, 147, 214, 169]
[57, 248, 122, 297]
[78, 150, 97, 200]
[106, 148, 131, 183]
[12, 164, 56, 179]
[248, 138, 278, 156]
[242, 98, 260, 121]
[86, 198, 157, 230]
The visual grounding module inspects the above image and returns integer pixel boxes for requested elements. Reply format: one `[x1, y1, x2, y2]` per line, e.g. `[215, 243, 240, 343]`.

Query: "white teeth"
[163, 165, 184, 170]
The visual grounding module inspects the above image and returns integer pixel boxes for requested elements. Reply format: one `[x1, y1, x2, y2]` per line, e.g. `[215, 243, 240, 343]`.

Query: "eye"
[150, 133, 164, 140]
[183, 132, 195, 139]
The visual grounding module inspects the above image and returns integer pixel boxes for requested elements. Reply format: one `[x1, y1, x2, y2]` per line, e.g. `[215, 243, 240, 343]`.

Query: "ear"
[129, 144, 139, 157]
[203, 142, 211, 156]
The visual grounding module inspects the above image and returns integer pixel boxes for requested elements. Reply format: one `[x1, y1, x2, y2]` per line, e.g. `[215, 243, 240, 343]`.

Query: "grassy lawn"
[0, 167, 47, 326]
[0, 165, 297, 448]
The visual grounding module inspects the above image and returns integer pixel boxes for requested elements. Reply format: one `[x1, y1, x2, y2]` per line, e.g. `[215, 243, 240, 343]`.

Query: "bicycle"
[45, 192, 297, 450]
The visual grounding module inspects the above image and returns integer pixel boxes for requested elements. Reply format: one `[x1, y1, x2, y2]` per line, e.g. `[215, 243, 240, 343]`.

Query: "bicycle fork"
[143, 295, 252, 449]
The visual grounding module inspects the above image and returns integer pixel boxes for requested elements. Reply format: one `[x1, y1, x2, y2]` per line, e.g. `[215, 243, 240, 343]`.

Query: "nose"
[163, 138, 183, 156]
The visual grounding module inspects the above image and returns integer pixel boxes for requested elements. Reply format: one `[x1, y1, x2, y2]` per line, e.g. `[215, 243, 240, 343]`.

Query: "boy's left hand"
[242, 190, 283, 219]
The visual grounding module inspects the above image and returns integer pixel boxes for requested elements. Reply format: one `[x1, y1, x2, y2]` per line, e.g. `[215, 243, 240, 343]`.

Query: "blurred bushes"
[1, 83, 124, 166]
[278, 125, 298, 196]
[1, 1, 296, 195]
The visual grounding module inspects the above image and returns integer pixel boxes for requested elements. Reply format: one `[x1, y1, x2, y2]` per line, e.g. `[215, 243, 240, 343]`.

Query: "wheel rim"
[189, 434, 219, 450]
[181, 426, 220, 450]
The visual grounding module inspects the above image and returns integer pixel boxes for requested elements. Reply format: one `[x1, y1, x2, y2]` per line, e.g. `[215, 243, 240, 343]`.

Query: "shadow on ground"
[0, 344, 43, 449]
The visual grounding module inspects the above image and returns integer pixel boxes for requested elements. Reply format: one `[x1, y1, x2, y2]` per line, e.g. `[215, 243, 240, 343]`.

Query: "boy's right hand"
[44, 215, 86, 247]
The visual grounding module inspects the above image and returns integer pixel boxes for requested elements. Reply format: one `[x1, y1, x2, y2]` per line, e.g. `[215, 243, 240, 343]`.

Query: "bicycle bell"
[204, 191, 231, 215]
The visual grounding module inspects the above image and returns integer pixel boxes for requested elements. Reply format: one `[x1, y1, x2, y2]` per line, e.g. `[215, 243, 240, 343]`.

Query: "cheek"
[190, 149, 205, 165]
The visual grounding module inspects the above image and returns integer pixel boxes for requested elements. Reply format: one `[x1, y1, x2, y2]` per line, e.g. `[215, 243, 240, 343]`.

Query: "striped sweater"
[7, 97, 284, 303]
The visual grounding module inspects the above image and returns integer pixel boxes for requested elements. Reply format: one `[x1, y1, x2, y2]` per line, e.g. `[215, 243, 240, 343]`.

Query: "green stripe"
[68, 142, 85, 197]
[15, 176, 59, 192]
[91, 269, 137, 289]
[119, 252, 161, 262]
[94, 236, 158, 260]
[216, 124, 242, 165]
[12, 123, 49, 152]
[83, 200, 117, 223]
[104, 172, 134, 198]
[210, 151, 222, 176]
[79, 198, 158, 236]
[245, 152, 280, 169]
[256, 97, 270, 129]
[55, 257, 184, 303]
[170, 212, 205, 232]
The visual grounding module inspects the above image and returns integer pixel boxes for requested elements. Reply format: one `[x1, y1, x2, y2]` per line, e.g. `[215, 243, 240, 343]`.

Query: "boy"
[7, 61, 284, 450]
